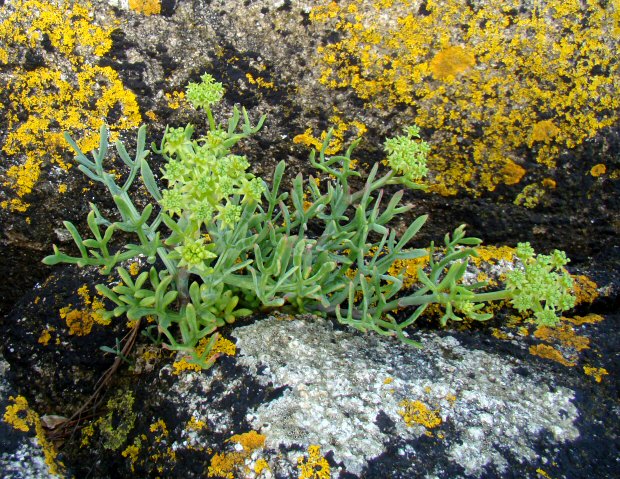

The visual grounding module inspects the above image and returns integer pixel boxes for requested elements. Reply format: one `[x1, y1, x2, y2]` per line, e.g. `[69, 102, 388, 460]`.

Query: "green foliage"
[43, 74, 576, 366]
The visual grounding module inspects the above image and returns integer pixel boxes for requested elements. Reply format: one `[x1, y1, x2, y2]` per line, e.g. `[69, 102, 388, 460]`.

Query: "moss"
[310, 0, 619, 196]
[297, 445, 331, 479]
[0, 0, 141, 212]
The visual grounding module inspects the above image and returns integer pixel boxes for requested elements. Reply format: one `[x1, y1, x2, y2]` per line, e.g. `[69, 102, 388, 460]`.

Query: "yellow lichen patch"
[212, 336, 237, 356]
[38, 326, 55, 346]
[570, 275, 599, 305]
[246, 73, 276, 90]
[298, 445, 331, 479]
[310, 0, 620, 196]
[590, 163, 607, 177]
[530, 120, 560, 144]
[529, 344, 576, 367]
[387, 255, 429, 289]
[398, 399, 442, 430]
[129, 0, 161, 15]
[429, 46, 476, 81]
[255, 458, 271, 475]
[294, 109, 367, 155]
[58, 284, 109, 336]
[208, 431, 267, 479]
[514, 180, 556, 208]
[186, 415, 207, 432]
[537, 468, 552, 479]
[172, 335, 235, 374]
[128, 261, 141, 276]
[0, 0, 141, 212]
[534, 324, 590, 351]
[565, 313, 604, 326]
[165, 91, 186, 109]
[583, 366, 609, 383]
[3, 396, 65, 475]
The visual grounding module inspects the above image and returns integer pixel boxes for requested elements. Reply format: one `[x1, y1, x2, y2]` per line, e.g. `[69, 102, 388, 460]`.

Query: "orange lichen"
[129, 0, 161, 15]
[529, 344, 575, 367]
[583, 366, 609, 383]
[534, 324, 590, 352]
[298, 444, 331, 479]
[429, 46, 476, 81]
[310, 0, 619, 196]
[565, 313, 604, 326]
[0, 0, 141, 212]
[571, 275, 599, 305]
[590, 163, 607, 177]
[398, 399, 442, 429]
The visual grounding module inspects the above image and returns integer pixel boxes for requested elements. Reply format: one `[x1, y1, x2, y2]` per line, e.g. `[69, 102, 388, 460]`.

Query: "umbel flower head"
[384, 125, 430, 182]
[186, 73, 225, 110]
[506, 242, 575, 326]
[174, 237, 217, 274]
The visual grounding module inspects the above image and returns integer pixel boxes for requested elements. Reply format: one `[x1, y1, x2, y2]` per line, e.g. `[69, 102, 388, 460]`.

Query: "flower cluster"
[185, 73, 224, 109]
[384, 125, 430, 182]
[155, 77, 265, 230]
[506, 242, 575, 326]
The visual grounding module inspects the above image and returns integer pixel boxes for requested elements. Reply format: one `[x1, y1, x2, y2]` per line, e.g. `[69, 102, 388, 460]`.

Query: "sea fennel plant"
[44, 73, 575, 366]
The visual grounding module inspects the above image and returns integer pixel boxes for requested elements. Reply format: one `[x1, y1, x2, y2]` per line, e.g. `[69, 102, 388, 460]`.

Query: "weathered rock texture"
[1, 0, 619, 477]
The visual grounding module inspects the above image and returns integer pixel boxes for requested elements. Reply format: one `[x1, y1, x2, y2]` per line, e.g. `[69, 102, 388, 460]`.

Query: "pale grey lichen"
[233, 316, 580, 477]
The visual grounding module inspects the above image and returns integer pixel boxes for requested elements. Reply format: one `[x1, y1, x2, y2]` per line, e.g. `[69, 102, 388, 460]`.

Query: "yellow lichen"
[128, 261, 141, 276]
[58, 284, 109, 336]
[255, 458, 271, 474]
[38, 327, 54, 345]
[398, 399, 442, 429]
[310, 0, 620, 196]
[129, 0, 161, 15]
[590, 163, 607, 177]
[514, 180, 556, 208]
[208, 431, 267, 478]
[0, 0, 141, 212]
[529, 344, 575, 367]
[165, 91, 186, 109]
[583, 366, 609, 383]
[186, 416, 207, 431]
[246, 72, 276, 89]
[387, 255, 429, 288]
[172, 335, 235, 374]
[429, 46, 476, 81]
[294, 109, 367, 155]
[297, 445, 331, 479]
[3, 396, 64, 475]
